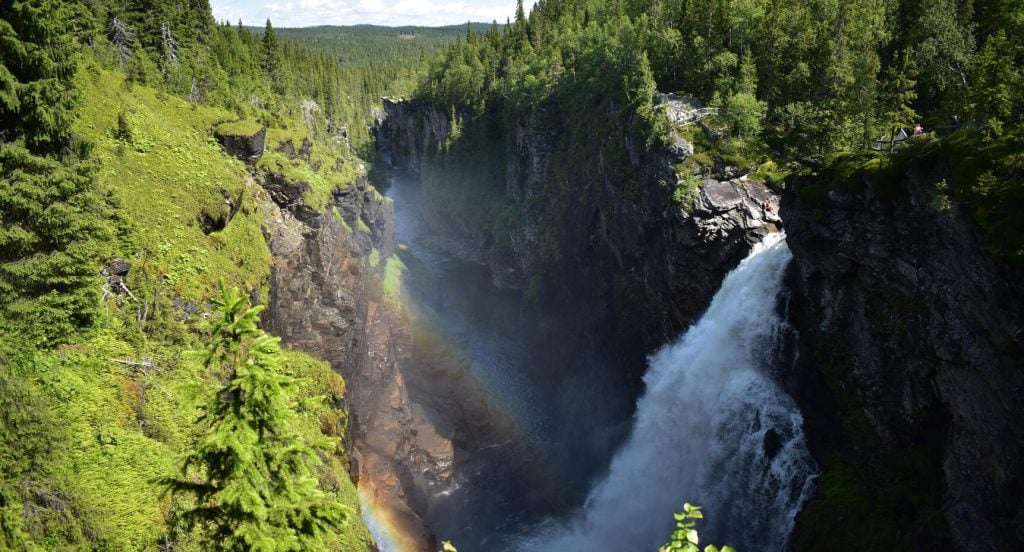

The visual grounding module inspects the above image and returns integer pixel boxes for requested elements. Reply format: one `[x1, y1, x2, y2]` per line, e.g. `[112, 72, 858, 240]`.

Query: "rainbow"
[359, 487, 422, 552]
[354, 275, 588, 551]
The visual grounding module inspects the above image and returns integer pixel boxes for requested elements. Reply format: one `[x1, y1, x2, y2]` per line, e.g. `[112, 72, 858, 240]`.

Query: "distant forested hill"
[261, 23, 498, 149]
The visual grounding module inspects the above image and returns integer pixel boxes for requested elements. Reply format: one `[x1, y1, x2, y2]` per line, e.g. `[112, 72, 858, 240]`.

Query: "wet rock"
[376, 97, 452, 172]
[259, 170, 462, 550]
[763, 428, 783, 459]
[698, 179, 744, 212]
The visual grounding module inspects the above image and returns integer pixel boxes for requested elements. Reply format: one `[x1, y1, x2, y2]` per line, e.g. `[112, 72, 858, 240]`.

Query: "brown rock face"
[255, 171, 439, 550]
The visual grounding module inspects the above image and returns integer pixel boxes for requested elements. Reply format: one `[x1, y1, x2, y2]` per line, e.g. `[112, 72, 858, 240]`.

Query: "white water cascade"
[520, 232, 817, 551]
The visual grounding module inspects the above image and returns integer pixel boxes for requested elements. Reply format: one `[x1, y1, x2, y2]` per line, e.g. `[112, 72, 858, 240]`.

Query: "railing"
[871, 121, 979, 151]
[666, 107, 719, 126]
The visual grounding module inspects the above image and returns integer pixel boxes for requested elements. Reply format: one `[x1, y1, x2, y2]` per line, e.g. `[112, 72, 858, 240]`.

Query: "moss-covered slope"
[1, 65, 373, 551]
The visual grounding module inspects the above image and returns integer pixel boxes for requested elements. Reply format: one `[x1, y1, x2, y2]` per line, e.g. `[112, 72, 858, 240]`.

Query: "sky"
[211, 0, 519, 28]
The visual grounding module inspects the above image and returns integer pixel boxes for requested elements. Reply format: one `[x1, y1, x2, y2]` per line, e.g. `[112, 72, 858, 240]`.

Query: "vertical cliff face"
[255, 165, 447, 550]
[376, 97, 782, 377]
[376, 98, 452, 175]
[782, 169, 1024, 551]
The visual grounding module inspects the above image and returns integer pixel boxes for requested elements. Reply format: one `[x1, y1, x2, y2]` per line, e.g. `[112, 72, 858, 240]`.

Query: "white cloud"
[211, 0, 516, 27]
[357, 0, 386, 13]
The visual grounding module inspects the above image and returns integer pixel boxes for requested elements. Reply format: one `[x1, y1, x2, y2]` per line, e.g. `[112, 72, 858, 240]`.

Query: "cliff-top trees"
[420, 0, 1021, 159]
[164, 284, 349, 551]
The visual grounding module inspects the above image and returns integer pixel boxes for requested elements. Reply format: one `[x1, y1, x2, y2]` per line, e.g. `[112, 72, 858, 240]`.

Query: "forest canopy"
[419, 0, 1024, 160]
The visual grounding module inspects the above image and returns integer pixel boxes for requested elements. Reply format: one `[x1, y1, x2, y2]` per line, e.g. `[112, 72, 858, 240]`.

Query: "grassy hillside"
[77, 66, 271, 299]
[0, 63, 374, 550]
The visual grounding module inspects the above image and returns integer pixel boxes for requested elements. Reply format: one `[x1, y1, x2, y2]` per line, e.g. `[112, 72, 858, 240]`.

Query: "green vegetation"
[419, 0, 1024, 178]
[0, 307, 372, 550]
[0, 0, 115, 346]
[271, 24, 488, 152]
[673, 174, 702, 212]
[56, 0, 453, 159]
[357, 217, 372, 234]
[794, 126, 1024, 266]
[659, 504, 735, 552]
[916, 129, 1024, 265]
[382, 256, 407, 303]
[77, 67, 272, 298]
[794, 452, 944, 551]
[1, 1, 382, 549]
[257, 126, 359, 210]
[164, 285, 350, 551]
[214, 118, 264, 137]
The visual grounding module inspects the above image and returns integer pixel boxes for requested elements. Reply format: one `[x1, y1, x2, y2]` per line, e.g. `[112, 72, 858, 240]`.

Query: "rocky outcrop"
[197, 188, 244, 234]
[376, 96, 781, 379]
[376, 98, 450, 173]
[782, 167, 1024, 551]
[215, 124, 266, 163]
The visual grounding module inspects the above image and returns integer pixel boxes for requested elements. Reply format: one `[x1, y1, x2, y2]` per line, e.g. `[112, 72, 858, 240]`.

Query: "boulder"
[101, 258, 132, 277]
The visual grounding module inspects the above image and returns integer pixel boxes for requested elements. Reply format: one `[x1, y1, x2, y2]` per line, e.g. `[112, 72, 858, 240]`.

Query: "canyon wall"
[782, 167, 1024, 551]
[252, 155, 440, 550]
[377, 97, 782, 381]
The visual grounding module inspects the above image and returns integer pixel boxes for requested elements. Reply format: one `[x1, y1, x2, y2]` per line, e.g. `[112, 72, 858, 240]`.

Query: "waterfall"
[520, 232, 817, 552]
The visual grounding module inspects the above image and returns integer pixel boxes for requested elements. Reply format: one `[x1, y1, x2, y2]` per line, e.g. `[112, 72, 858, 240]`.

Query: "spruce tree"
[882, 49, 920, 150]
[261, 19, 283, 93]
[512, 0, 530, 51]
[969, 30, 1022, 135]
[0, 0, 113, 345]
[164, 284, 349, 551]
[725, 87, 767, 140]
[0, 0, 78, 151]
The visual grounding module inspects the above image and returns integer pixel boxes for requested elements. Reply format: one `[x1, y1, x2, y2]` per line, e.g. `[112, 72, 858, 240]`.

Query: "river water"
[517, 232, 817, 551]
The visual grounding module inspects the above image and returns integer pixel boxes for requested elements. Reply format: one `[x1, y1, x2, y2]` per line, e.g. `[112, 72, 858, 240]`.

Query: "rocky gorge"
[372, 94, 1024, 551]
[372, 94, 795, 549]
[226, 85, 1024, 552]
[376, 96, 783, 380]
[222, 92, 791, 551]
